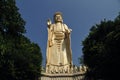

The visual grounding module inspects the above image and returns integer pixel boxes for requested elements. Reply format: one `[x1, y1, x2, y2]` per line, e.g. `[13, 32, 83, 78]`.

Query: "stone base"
[39, 72, 84, 80]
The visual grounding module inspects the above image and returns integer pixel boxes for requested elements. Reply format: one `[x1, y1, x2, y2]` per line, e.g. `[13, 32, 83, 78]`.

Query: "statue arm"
[64, 24, 72, 34]
[47, 19, 55, 47]
[64, 24, 72, 64]
[63, 24, 72, 39]
[47, 25, 54, 47]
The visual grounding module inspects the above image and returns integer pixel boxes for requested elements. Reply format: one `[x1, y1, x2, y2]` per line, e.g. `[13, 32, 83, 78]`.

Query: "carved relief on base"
[46, 64, 72, 74]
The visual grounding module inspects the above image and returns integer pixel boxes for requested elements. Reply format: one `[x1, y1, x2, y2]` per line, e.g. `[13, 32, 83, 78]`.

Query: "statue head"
[54, 12, 63, 23]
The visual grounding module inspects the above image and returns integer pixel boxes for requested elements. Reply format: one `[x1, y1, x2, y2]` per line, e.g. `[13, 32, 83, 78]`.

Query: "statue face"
[54, 14, 63, 23]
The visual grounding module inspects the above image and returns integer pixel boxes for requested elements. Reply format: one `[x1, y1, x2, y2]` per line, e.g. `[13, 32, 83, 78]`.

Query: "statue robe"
[46, 23, 72, 67]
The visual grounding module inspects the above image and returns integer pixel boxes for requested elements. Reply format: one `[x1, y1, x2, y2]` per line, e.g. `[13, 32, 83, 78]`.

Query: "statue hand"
[67, 29, 72, 34]
[49, 40, 53, 47]
[47, 19, 52, 27]
[69, 29, 72, 32]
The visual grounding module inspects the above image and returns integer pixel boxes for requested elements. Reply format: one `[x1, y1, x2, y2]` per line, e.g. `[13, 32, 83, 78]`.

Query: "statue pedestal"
[39, 72, 85, 80]
[40, 65, 87, 80]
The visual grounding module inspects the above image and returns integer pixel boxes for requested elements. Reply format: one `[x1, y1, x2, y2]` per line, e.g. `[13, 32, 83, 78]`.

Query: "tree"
[0, 0, 25, 35]
[0, 0, 42, 80]
[82, 13, 120, 80]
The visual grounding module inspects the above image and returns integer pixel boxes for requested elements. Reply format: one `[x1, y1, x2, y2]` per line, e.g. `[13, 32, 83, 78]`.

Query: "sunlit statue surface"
[46, 12, 73, 73]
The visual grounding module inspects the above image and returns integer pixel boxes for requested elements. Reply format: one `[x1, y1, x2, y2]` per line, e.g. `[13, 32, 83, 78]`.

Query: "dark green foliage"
[0, 35, 42, 80]
[82, 13, 120, 80]
[0, 0, 42, 80]
[0, 0, 25, 35]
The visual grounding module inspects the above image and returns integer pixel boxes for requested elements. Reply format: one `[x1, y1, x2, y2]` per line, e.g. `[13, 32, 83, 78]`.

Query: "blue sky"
[16, 0, 120, 66]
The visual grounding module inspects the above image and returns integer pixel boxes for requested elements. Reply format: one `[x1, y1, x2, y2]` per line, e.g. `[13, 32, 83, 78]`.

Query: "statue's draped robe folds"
[46, 23, 72, 73]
